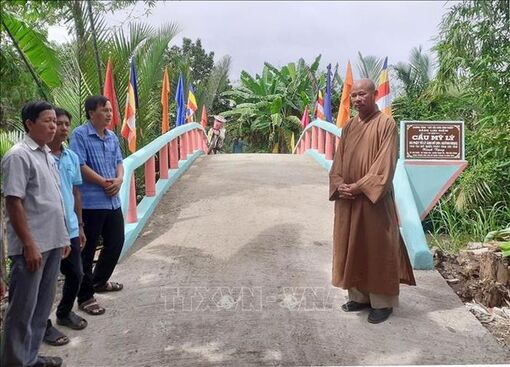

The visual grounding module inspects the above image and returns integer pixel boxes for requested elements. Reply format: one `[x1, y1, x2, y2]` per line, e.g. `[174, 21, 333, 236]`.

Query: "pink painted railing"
[120, 123, 208, 225]
[294, 119, 341, 161]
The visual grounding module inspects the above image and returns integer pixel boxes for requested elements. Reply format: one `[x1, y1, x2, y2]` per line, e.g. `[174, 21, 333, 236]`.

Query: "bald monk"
[329, 79, 416, 324]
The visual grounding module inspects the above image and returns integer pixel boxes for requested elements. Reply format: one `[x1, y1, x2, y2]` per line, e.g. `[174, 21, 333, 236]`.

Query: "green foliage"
[356, 52, 384, 81]
[500, 242, 510, 258]
[223, 56, 326, 153]
[165, 38, 232, 120]
[392, 1, 510, 251]
[1, 9, 61, 101]
[0, 45, 39, 129]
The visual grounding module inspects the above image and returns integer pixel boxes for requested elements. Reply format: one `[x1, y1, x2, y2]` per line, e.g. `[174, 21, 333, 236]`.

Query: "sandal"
[79, 297, 106, 316]
[94, 281, 123, 293]
[34, 355, 63, 367]
[57, 311, 88, 330]
[43, 321, 69, 347]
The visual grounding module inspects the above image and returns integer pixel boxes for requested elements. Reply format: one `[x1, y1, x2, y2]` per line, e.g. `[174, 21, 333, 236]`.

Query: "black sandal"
[57, 311, 88, 330]
[94, 281, 123, 293]
[34, 355, 63, 367]
[78, 297, 106, 316]
[43, 321, 69, 346]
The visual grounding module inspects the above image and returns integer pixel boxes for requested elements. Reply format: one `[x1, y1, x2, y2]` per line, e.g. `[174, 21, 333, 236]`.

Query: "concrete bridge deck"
[43, 154, 509, 366]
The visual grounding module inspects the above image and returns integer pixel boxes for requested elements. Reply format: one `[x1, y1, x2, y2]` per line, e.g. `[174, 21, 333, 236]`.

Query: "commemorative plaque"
[403, 122, 463, 160]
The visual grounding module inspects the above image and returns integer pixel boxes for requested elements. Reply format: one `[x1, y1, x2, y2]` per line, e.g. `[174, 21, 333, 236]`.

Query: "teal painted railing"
[119, 123, 207, 258]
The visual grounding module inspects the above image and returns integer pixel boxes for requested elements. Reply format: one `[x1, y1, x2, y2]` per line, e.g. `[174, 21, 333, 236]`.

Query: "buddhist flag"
[186, 84, 197, 123]
[376, 56, 392, 116]
[121, 59, 138, 153]
[336, 61, 353, 128]
[161, 66, 170, 133]
[301, 106, 310, 128]
[314, 91, 325, 120]
[175, 73, 185, 127]
[324, 64, 333, 122]
[103, 57, 120, 130]
[201, 105, 208, 128]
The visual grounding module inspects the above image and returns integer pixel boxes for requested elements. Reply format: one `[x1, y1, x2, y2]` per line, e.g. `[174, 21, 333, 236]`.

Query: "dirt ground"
[434, 246, 510, 349]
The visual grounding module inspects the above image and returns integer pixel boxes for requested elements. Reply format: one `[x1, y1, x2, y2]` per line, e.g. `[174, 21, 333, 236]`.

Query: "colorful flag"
[175, 73, 185, 127]
[300, 106, 310, 128]
[376, 56, 392, 116]
[121, 59, 138, 153]
[336, 61, 353, 128]
[324, 64, 332, 122]
[103, 57, 120, 129]
[314, 90, 325, 120]
[161, 66, 170, 133]
[201, 105, 208, 128]
[186, 84, 197, 123]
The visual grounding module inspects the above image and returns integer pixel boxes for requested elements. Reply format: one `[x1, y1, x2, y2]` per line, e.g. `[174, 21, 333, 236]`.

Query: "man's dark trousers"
[77, 208, 124, 304]
[56, 237, 83, 318]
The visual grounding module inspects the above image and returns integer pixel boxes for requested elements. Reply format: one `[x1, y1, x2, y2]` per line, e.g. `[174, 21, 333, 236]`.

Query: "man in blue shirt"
[70, 96, 125, 316]
[43, 108, 88, 346]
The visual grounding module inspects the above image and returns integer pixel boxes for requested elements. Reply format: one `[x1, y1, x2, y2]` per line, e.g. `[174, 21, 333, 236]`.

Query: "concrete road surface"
[43, 154, 510, 366]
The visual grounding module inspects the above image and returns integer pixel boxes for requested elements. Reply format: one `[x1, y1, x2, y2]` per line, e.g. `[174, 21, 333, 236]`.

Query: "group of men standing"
[0, 78, 416, 366]
[1, 96, 125, 367]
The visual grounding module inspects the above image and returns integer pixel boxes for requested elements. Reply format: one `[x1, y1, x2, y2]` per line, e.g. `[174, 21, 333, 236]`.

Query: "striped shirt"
[70, 121, 123, 210]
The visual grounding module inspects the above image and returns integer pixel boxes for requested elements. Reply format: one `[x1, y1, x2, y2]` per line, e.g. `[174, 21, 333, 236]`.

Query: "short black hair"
[21, 101, 54, 132]
[55, 107, 72, 122]
[84, 95, 109, 119]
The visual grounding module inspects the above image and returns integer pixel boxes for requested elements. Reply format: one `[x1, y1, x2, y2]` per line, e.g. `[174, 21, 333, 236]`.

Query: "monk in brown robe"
[329, 79, 416, 324]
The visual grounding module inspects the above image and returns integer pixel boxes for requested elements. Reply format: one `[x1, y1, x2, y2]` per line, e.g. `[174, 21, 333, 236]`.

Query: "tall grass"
[428, 199, 509, 253]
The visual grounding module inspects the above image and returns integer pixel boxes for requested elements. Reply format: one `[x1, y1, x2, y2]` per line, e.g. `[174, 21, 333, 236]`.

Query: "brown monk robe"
[329, 80, 415, 317]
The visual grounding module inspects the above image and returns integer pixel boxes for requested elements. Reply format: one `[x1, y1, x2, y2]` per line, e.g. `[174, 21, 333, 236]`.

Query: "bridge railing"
[119, 122, 207, 257]
[294, 119, 340, 170]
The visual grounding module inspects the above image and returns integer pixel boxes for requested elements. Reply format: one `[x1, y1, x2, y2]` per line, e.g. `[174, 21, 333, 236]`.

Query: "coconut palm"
[393, 46, 434, 98]
[356, 52, 384, 82]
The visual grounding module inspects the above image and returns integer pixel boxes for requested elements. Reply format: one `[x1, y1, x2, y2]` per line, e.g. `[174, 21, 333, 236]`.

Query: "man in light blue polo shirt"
[2, 101, 70, 367]
[70, 95, 125, 316]
[43, 108, 89, 347]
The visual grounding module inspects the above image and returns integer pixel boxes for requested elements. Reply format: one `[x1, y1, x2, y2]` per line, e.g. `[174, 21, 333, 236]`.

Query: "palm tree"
[392, 46, 434, 98]
[356, 52, 384, 82]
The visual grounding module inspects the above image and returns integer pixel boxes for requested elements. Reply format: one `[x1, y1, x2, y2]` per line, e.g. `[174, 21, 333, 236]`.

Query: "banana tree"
[223, 56, 322, 153]
[1, 10, 61, 100]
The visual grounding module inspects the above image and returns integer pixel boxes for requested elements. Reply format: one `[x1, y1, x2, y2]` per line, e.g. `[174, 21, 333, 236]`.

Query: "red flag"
[103, 57, 120, 129]
[201, 105, 208, 128]
[336, 61, 353, 128]
[161, 66, 170, 133]
[301, 106, 310, 128]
